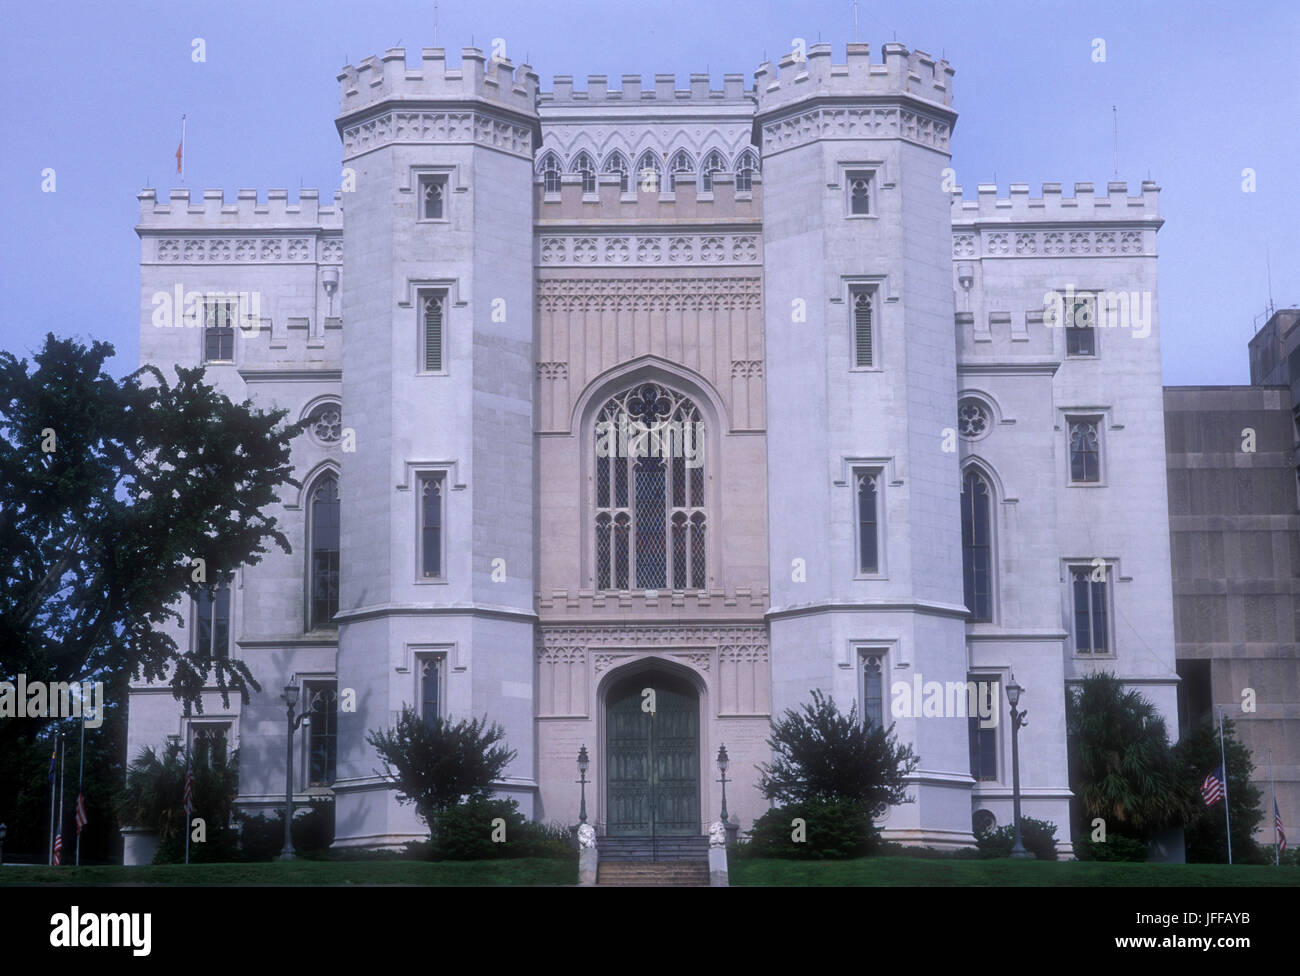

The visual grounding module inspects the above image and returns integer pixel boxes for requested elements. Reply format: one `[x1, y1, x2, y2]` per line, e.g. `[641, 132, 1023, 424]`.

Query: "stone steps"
[599, 835, 710, 861]
[596, 860, 711, 886]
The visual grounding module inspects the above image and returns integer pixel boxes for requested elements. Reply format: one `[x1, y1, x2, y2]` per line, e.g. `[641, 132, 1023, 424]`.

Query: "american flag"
[53, 832, 62, 865]
[1201, 765, 1226, 805]
[1276, 799, 1287, 855]
[183, 765, 194, 816]
[75, 793, 88, 834]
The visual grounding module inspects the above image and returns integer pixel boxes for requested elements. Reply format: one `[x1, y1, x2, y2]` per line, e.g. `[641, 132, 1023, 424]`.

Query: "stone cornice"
[755, 96, 954, 158]
[338, 104, 539, 161]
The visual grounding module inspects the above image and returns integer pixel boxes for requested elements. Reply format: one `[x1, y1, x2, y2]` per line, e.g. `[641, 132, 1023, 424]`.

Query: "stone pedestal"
[577, 823, 598, 886]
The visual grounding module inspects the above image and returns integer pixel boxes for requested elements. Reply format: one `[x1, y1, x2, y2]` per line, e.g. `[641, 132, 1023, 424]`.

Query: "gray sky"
[1, 0, 1295, 383]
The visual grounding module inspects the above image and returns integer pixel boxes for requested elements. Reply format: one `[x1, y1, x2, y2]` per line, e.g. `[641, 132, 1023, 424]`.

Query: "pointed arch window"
[855, 470, 880, 574]
[961, 469, 993, 622]
[572, 151, 597, 194]
[420, 475, 444, 579]
[668, 150, 695, 190]
[734, 150, 759, 193]
[635, 151, 663, 195]
[539, 152, 562, 193]
[862, 653, 884, 728]
[700, 151, 727, 193]
[308, 474, 340, 630]
[593, 382, 706, 590]
[602, 151, 630, 192]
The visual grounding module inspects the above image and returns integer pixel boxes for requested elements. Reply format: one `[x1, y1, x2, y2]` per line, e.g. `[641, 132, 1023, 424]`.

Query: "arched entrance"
[605, 670, 700, 836]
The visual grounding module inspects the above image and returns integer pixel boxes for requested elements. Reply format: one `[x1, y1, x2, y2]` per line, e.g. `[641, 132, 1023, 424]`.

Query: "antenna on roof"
[1266, 244, 1276, 316]
[854, 0, 860, 41]
[433, 0, 438, 48]
[1112, 105, 1119, 178]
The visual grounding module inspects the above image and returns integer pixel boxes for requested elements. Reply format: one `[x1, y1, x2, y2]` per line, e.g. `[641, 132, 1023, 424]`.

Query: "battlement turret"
[754, 41, 954, 115]
[337, 46, 539, 119]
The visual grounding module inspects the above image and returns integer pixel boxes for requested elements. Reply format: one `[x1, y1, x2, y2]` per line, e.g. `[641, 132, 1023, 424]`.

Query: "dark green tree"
[757, 690, 919, 809]
[366, 707, 517, 839]
[1173, 717, 1264, 863]
[1066, 672, 1190, 840]
[0, 333, 306, 717]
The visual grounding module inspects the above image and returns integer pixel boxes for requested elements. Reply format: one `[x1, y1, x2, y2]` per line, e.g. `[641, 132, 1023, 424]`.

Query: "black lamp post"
[1006, 676, 1029, 859]
[716, 744, 731, 823]
[280, 681, 309, 861]
[0, 822, 7, 866]
[576, 744, 590, 824]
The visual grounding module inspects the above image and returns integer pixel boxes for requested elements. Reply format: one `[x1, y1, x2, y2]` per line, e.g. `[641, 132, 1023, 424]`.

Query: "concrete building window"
[847, 170, 873, 215]
[193, 579, 231, 660]
[593, 382, 706, 590]
[418, 655, 443, 724]
[855, 469, 880, 574]
[572, 151, 597, 194]
[420, 291, 445, 372]
[1066, 293, 1097, 356]
[305, 681, 338, 786]
[306, 401, 342, 445]
[420, 474, 444, 579]
[852, 287, 875, 367]
[203, 297, 236, 362]
[861, 652, 885, 728]
[700, 150, 726, 193]
[1068, 417, 1102, 483]
[734, 149, 759, 193]
[602, 150, 629, 192]
[1070, 565, 1110, 654]
[418, 175, 447, 220]
[968, 674, 998, 781]
[668, 150, 695, 190]
[308, 473, 340, 630]
[539, 152, 562, 193]
[636, 151, 663, 195]
[961, 469, 993, 622]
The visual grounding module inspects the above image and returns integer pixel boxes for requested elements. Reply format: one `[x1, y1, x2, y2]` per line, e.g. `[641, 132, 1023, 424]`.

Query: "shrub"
[235, 800, 335, 861]
[432, 796, 574, 861]
[740, 799, 879, 859]
[1073, 834, 1149, 862]
[974, 815, 1059, 860]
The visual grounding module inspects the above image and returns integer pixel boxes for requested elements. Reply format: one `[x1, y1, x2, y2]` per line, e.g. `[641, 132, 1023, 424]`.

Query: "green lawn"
[730, 856, 1300, 886]
[0, 858, 577, 886]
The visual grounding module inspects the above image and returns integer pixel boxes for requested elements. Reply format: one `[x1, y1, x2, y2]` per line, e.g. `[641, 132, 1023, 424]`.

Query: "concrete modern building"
[1164, 309, 1300, 845]
[125, 40, 1180, 862]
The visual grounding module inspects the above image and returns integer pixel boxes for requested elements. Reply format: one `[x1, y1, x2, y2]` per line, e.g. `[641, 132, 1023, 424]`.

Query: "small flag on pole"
[48, 743, 57, 784]
[1276, 799, 1287, 855]
[75, 793, 88, 834]
[1202, 765, 1226, 805]
[53, 832, 62, 865]
[183, 766, 194, 816]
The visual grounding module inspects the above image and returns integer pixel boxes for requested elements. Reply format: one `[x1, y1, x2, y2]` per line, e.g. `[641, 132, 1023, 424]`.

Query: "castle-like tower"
[126, 40, 1177, 863]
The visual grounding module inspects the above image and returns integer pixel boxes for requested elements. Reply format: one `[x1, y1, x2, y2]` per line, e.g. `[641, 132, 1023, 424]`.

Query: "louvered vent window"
[853, 289, 874, 367]
[422, 292, 444, 372]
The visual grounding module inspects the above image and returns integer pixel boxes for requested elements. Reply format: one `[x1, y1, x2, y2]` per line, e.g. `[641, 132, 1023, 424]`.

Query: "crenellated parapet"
[540, 72, 754, 105]
[753, 42, 956, 156]
[136, 188, 343, 265]
[754, 41, 954, 113]
[949, 181, 1163, 260]
[338, 46, 539, 117]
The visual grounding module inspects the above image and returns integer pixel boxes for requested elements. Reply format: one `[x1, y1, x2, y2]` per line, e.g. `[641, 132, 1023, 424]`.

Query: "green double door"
[606, 673, 700, 836]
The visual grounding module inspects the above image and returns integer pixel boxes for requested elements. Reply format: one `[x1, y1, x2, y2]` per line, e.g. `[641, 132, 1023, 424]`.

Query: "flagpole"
[1217, 706, 1232, 865]
[48, 741, 57, 866]
[1270, 748, 1278, 866]
[184, 742, 191, 866]
[76, 709, 86, 867]
[179, 114, 186, 183]
[57, 732, 66, 866]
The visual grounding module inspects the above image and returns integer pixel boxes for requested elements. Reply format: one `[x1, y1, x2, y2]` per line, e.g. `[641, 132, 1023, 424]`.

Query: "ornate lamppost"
[1006, 676, 1029, 859]
[576, 744, 590, 824]
[280, 681, 309, 861]
[716, 744, 731, 824]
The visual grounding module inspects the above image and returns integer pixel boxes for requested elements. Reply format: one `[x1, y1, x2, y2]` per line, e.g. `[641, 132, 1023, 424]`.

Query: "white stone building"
[125, 40, 1176, 862]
